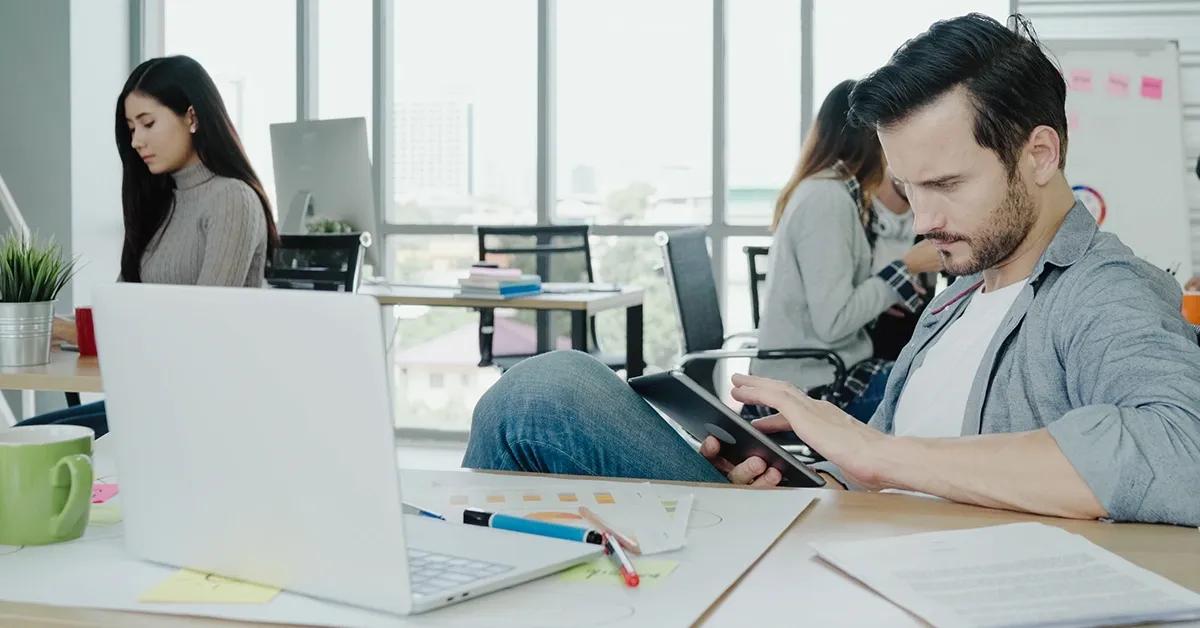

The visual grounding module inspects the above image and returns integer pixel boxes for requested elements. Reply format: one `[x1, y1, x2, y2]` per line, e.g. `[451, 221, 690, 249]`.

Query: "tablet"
[628, 370, 825, 488]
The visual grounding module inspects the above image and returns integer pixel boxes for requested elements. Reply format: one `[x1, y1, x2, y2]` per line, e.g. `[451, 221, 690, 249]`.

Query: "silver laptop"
[93, 283, 599, 615]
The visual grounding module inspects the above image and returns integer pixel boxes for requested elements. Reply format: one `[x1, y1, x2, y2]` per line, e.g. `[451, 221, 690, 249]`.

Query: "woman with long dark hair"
[20, 55, 279, 437]
[749, 79, 941, 422]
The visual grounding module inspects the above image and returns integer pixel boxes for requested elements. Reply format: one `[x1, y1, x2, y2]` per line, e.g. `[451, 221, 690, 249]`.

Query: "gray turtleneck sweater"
[139, 161, 268, 287]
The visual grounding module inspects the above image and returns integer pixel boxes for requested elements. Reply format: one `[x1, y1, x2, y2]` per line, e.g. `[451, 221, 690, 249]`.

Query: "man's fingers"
[750, 467, 782, 488]
[730, 373, 795, 393]
[730, 384, 792, 412]
[700, 437, 735, 473]
[727, 456, 767, 485]
[749, 415, 791, 434]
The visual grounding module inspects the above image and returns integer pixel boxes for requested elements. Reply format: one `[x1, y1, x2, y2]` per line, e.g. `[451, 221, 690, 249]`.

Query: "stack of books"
[456, 267, 542, 299]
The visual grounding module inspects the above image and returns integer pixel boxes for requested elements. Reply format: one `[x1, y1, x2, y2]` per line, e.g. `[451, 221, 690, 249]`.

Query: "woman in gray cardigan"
[750, 80, 941, 421]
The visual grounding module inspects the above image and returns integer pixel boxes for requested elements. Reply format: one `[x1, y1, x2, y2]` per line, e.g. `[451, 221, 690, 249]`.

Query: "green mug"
[0, 425, 94, 545]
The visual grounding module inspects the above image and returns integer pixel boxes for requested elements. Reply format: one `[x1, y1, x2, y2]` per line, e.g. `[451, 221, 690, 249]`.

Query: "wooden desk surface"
[360, 283, 645, 314]
[2, 483, 1196, 627]
[0, 346, 102, 393]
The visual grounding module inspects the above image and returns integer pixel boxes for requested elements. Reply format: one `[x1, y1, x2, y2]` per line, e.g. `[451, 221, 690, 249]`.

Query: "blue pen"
[462, 507, 604, 545]
[402, 501, 446, 520]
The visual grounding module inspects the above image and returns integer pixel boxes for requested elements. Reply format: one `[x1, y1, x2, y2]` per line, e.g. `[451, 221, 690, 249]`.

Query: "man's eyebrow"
[897, 173, 964, 187]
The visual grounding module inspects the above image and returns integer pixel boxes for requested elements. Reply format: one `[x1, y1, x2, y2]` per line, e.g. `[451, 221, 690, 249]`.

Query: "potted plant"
[0, 231, 78, 366]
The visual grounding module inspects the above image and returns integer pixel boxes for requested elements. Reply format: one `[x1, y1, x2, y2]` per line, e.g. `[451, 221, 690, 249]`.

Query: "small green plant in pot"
[0, 231, 79, 366]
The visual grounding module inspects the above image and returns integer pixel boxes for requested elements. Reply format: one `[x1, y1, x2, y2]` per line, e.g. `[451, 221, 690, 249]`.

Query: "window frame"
[133, 0, 809, 317]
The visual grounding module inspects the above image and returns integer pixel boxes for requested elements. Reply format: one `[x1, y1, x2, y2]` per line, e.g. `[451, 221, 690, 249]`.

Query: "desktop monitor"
[270, 117, 377, 269]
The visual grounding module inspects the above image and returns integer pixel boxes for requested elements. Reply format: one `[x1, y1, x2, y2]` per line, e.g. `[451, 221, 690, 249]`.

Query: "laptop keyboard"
[407, 548, 514, 597]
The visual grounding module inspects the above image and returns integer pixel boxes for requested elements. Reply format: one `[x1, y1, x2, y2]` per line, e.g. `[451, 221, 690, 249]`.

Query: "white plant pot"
[0, 301, 54, 366]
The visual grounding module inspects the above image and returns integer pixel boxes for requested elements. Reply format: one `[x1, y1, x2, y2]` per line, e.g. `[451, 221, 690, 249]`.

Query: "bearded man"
[460, 13, 1200, 526]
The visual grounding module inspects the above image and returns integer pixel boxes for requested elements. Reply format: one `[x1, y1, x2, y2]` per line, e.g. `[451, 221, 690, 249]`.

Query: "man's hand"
[698, 416, 792, 487]
[730, 373, 890, 490]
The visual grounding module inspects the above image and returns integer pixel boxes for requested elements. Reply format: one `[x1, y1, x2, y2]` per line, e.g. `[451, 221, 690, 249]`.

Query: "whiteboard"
[1046, 39, 1192, 280]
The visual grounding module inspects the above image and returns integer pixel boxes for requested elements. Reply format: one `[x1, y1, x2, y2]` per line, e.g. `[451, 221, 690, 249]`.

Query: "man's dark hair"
[849, 13, 1067, 172]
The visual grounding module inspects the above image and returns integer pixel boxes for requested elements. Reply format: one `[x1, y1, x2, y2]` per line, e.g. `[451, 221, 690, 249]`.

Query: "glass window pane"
[724, 236, 773, 336]
[318, 0, 373, 151]
[556, 1, 713, 226]
[727, 0, 802, 226]
[387, 235, 497, 431]
[163, 0, 296, 206]
[390, 1, 537, 225]
[813, 1, 1011, 106]
[591, 237, 681, 371]
[716, 237, 772, 401]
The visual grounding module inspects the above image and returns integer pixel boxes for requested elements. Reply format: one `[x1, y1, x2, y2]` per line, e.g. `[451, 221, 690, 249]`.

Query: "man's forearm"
[870, 428, 1108, 519]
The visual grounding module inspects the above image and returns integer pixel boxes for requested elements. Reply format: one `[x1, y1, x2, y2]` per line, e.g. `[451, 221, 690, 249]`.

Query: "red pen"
[603, 533, 639, 588]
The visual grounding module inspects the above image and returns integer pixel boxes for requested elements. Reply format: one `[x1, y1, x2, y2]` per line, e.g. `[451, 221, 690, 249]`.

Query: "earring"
[190, 126, 196, 134]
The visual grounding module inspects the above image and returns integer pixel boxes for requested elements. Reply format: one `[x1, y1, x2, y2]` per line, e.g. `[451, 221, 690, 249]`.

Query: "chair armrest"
[679, 347, 848, 396]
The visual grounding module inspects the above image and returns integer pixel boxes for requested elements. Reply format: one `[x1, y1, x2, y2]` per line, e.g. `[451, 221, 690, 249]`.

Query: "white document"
[0, 466, 813, 627]
[812, 522, 1200, 628]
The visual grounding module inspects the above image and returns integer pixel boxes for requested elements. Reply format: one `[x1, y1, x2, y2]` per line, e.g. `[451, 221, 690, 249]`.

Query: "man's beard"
[927, 175, 1037, 276]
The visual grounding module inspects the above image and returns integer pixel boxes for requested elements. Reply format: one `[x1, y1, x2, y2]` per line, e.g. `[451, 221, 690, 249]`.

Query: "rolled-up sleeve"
[1048, 262, 1200, 525]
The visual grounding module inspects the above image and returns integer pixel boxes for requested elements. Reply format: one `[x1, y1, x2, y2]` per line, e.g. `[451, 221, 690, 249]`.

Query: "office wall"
[1019, 0, 1200, 270]
[0, 0, 73, 307]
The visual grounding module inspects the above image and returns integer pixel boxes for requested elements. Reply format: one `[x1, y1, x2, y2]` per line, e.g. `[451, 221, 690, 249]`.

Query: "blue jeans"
[463, 351, 728, 483]
[14, 400, 108, 438]
[842, 364, 893, 423]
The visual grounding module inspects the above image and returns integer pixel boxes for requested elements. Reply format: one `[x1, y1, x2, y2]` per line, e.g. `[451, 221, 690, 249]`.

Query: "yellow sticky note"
[139, 569, 281, 604]
[559, 558, 678, 586]
[88, 503, 122, 526]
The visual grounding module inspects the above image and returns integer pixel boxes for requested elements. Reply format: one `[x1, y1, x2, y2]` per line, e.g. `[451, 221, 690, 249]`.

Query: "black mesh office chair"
[656, 228, 846, 398]
[743, 245, 770, 329]
[265, 234, 368, 293]
[475, 226, 626, 372]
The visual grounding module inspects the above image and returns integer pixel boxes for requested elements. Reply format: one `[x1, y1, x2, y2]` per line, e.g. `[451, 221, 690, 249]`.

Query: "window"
[390, 0, 537, 225]
[727, 0, 802, 226]
[812, 1, 1011, 106]
[590, 237, 681, 371]
[555, 0, 713, 226]
[163, 0, 296, 206]
[318, 0, 373, 147]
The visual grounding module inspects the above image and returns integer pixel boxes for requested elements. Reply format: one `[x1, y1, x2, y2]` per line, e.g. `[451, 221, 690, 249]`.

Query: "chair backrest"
[657, 228, 726, 391]
[265, 234, 366, 292]
[476, 226, 596, 359]
[656, 228, 726, 354]
[743, 245, 770, 328]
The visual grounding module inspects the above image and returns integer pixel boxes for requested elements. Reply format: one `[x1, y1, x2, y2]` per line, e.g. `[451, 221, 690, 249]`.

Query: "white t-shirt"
[891, 279, 1028, 438]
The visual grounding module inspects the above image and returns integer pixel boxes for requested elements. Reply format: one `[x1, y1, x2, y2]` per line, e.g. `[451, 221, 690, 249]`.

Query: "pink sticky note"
[1141, 76, 1164, 100]
[1068, 68, 1093, 92]
[92, 483, 119, 504]
[1067, 111, 1080, 131]
[1106, 73, 1130, 97]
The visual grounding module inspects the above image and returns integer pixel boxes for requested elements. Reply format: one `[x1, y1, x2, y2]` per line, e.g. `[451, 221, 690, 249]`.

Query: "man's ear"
[1024, 125, 1062, 186]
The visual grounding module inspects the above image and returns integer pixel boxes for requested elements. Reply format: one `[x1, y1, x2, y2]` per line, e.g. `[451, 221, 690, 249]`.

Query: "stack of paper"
[812, 522, 1200, 628]
[457, 267, 542, 299]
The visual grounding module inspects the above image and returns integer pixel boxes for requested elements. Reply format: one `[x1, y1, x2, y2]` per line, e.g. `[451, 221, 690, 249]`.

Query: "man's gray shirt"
[867, 201, 1200, 526]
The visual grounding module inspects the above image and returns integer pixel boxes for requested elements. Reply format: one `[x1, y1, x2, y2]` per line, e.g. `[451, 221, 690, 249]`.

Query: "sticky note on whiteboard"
[1068, 69, 1093, 92]
[1141, 76, 1164, 100]
[1067, 110, 1080, 131]
[1106, 73, 1130, 97]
